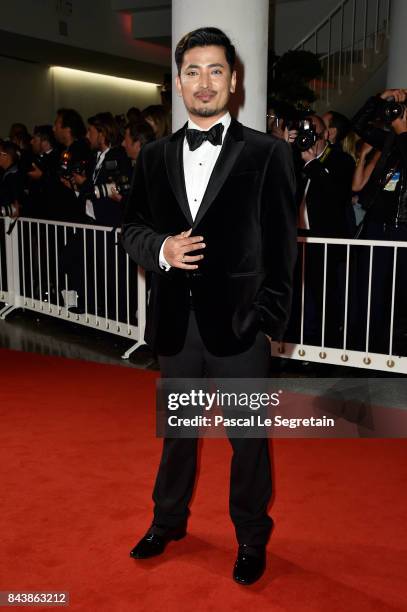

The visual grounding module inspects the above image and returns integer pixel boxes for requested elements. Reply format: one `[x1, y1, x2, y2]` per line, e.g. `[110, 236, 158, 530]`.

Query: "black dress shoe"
[233, 545, 266, 585]
[129, 525, 187, 559]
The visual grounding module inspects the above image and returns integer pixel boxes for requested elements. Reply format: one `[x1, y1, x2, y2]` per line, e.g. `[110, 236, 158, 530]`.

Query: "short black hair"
[175, 27, 236, 75]
[125, 120, 155, 147]
[57, 108, 86, 140]
[0, 140, 19, 164]
[33, 124, 56, 147]
[326, 110, 351, 143]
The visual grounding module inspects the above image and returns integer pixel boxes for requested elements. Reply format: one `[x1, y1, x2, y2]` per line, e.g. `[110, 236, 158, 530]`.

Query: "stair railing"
[290, 0, 391, 105]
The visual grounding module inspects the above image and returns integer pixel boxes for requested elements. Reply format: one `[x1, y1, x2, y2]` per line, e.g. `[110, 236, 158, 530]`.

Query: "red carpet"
[0, 347, 406, 611]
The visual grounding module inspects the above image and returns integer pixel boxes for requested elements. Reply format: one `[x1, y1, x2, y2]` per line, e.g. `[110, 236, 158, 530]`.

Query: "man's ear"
[175, 74, 182, 97]
[230, 70, 237, 94]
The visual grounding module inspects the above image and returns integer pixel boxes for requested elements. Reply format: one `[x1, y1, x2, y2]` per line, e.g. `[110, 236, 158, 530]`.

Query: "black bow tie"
[186, 123, 224, 151]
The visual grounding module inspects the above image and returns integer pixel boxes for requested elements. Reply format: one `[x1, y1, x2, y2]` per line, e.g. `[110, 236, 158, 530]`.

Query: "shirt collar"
[187, 111, 231, 143]
[316, 143, 328, 160]
[96, 147, 110, 163]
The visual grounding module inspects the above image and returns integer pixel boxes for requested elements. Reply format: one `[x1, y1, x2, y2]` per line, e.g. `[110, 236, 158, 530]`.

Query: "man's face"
[31, 135, 42, 155]
[310, 116, 328, 155]
[122, 128, 141, 160]
[175, 45, 236, 120]
[86, 124, 103, 151]
[322, 112, 336, 143]
[0, 151, 11, 170]
[53, 115, 69, 145]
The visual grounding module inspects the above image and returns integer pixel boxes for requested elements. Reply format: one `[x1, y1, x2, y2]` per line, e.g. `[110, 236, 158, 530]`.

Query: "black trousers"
[154, 309, 273, 547]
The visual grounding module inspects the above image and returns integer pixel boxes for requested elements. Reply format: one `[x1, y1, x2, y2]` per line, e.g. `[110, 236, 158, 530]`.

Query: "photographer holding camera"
[112, 119, 155, 207]
[65, 113, 132, 316]
[53, 108, 91, 222]
[0, 140, 23, 219]
[293, 115, 355, 346]
[73, 112, 132, 227]
[297, 115, 356, 238]
[24, 125, 60, 219]
[351, 88, 407, 352]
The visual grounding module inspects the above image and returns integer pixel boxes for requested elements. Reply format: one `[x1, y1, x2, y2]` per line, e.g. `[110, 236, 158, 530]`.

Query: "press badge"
[384, 171, 400, 192]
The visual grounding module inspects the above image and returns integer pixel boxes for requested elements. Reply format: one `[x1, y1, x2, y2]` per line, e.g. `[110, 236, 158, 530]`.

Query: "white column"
[386, 0, 407, 88]
[172, 0, 269, 132]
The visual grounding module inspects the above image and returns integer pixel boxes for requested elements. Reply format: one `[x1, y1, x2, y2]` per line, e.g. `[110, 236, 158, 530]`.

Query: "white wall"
[51, 66, 161, 120]
[0, 57, 161, 138]
[0, 57, 54, 138]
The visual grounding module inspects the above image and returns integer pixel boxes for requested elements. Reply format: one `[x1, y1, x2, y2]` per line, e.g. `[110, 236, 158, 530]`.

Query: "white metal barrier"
[1, 219, 407, 372]
[272, 235, 407, 374]
[0, 218, 17, 317]
[292, 0, 391, 104]
[0, 217, 146, 360]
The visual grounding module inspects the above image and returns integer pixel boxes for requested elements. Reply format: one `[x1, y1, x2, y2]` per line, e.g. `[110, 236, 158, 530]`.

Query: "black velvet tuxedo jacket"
[121, 118, 297, 357]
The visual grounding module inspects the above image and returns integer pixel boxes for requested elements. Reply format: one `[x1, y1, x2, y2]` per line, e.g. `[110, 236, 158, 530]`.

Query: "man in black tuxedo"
[121, 27, 297, 585]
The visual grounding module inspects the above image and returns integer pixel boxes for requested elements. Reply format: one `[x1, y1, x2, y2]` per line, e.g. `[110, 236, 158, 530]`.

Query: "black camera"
[92, 160, 131, 200]
[20, 154, 46, 175]
[294, 119, 318, 151]
[379, 96, 406, 123]
[58, 151, 88, 180]
[0, 202, 19, 217]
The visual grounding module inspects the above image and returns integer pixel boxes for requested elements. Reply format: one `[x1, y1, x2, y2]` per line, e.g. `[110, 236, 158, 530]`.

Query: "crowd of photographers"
[1, 89, 407, 352]
[0, 104, 170, 225]
[268, 88, 407, 352]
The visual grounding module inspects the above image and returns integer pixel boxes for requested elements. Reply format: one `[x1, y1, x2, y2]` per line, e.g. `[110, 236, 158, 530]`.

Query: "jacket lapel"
[164, 124, 194, 226]
[193, 118, 245, 228]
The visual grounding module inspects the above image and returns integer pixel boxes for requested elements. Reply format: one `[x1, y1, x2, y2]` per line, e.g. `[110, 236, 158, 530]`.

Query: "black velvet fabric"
[121, 118, 297, 356]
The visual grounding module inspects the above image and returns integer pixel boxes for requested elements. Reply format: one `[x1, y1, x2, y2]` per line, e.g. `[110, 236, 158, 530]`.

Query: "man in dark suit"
[121, 27, 297, 586]
[298, 115, 355, 239]
[295, 115, 355, 347]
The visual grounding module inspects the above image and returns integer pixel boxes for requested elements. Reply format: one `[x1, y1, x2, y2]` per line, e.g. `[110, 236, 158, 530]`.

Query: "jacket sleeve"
[254, 139, 298, 340]
[121, 147, 171, 275]
[395, 132, 407, 166]
[303, 150, 355, 213]
[352, 96, 387, 150]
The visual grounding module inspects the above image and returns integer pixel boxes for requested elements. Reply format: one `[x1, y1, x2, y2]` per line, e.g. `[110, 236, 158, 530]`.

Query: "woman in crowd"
[141, 105, 170, 139]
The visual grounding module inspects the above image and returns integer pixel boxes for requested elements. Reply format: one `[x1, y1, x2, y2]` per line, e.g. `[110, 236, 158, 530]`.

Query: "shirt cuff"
[159, 236, 172, 271]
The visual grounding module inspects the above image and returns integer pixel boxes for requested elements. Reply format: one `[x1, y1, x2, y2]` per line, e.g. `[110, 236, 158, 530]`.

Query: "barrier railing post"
[0, 218, 20, 318]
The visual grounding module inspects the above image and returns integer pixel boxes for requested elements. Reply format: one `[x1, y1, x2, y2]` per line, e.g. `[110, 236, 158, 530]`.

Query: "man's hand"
[359, 141, 373, 159]
[27, 163, 43, 180]
[287, 129, 298, 144]
[109, 188, 123, 202]
[392, 107, 407, 135]
[11, 201, 21, 218]
[72, 172, 87, 187]
[271, 124, 286, 141]
[380, 88, 407, 101]
[301, 147, 317, 163]
[163, 228, 205, 270]
[60, 177, 73, 190]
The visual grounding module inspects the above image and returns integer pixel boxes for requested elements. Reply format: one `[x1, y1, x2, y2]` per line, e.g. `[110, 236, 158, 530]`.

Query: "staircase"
[292, 0, 391, 114]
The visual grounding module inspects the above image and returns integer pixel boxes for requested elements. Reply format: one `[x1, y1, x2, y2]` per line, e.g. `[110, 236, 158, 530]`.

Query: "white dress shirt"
[159, 112, 232, 270]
